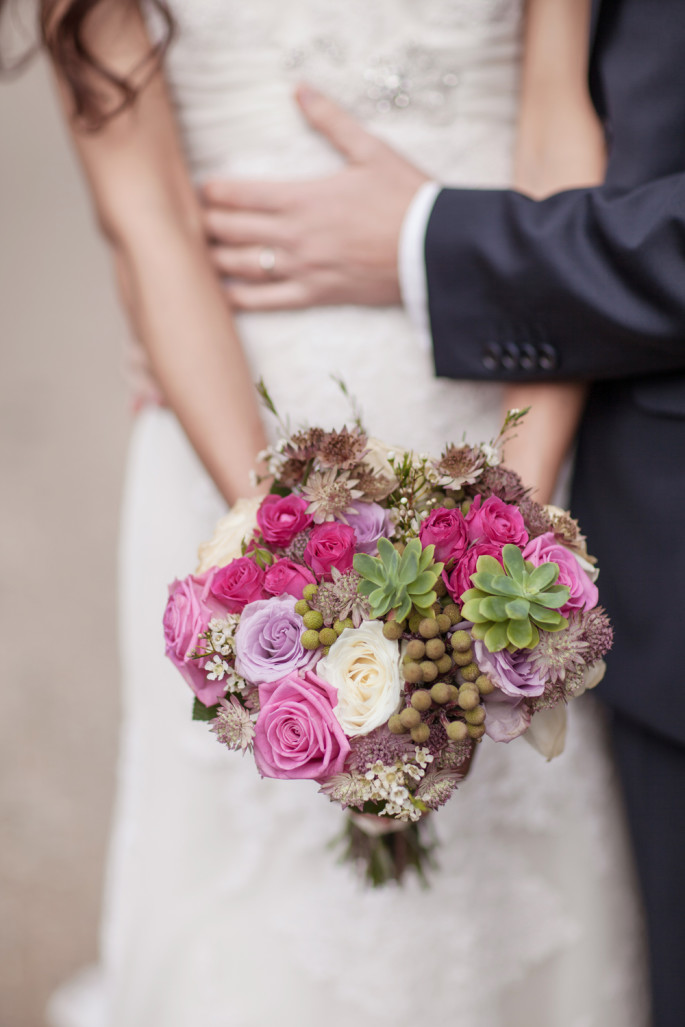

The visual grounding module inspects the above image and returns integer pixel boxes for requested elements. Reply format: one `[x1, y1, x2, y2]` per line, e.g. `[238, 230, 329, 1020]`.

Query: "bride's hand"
[200, 86, 428, 311]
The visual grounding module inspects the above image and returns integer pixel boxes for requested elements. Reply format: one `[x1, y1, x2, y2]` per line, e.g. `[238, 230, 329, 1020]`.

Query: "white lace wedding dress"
[48, 2, 649, 1026]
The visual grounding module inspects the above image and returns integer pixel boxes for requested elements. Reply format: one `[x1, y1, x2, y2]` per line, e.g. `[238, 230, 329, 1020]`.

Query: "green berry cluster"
[385, 596, 494, 744]
[295, 585, 352, 655]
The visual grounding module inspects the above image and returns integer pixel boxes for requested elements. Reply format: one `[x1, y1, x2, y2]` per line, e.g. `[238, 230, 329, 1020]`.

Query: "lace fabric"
[50, 2, 648, 1024]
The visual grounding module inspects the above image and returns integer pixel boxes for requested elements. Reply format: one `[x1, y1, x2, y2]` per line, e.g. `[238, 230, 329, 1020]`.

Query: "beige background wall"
[1, 56, 128, 1027]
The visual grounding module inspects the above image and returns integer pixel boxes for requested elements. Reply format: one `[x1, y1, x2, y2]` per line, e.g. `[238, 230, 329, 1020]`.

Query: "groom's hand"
[200, 86, 429, 310]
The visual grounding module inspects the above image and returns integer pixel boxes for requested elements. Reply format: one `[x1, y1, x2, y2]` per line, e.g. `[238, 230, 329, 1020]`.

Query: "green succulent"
[461, 544, 570, 653]
[354, 537, 444, 622]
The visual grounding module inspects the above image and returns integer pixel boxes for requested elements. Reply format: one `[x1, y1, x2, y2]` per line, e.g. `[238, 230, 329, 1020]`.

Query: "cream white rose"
[317, 620, 402, 737]
[196, 496, 261, 573]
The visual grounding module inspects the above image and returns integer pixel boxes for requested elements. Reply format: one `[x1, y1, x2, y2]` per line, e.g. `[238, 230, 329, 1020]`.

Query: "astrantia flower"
[476, 465, 528, 504]
[286, 427, 326, 460]
[518, 497, 555, 539]
[546, 505, 584, 549]
[300, 468, 364, 523]
[319, 771, 374, 809]
[527, 681, 566, 712]
[431, 443, 486, 491]
[527, 614, 590, 684]
[438, 739, 474, 771]
[351, 464, 397, 502]
[275, 457, 311, 489]
[348, 725, 415, 772]
[309, 567, 371, 627]
[580, 606, 614, 663]
[416, 767, 463, 810]
[316, 426, 368, 470]
[211, 696, 256, 753]
[283, 529, 311, 565]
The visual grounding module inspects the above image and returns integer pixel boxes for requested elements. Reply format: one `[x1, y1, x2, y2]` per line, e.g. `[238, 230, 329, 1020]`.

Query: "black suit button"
[501, 343, 520, 371]
[482, 343, 502, 371]
[519, 344, 538, 371]
[538, 343, 559, 371]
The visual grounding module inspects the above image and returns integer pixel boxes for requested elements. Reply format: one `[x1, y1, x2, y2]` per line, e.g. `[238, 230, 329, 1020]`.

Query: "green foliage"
[192, 697, 221, 721]
[354, 537, 444, 623]
[461, 544, 569, 653]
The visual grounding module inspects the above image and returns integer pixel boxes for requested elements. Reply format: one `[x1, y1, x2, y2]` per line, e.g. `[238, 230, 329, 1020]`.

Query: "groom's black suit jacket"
[426, 0, 685, 747]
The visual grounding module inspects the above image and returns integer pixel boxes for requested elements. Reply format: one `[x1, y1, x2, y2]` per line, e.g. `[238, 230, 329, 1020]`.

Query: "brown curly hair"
[1, 0, 175, 127]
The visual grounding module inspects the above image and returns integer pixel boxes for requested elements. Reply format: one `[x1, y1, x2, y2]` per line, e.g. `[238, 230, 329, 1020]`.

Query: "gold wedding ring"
[258, 246, 277, 274]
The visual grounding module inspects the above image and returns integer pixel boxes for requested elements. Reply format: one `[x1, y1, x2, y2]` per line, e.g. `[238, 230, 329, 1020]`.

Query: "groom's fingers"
[209, 244, 289, 281]
[295, 84, 384, 164]
[203, 207, 288, 247]
[202, 177, 299, 213]
[224, 279, 311, 311]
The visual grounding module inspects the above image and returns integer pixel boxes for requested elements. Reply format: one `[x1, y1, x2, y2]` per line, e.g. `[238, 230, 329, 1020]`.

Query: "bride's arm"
[51, 4, 266, 505]
[501, 0, 606, 503]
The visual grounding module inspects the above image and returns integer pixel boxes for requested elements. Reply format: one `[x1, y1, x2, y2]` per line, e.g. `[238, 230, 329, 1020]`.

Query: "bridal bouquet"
[164, 402, 611, 885]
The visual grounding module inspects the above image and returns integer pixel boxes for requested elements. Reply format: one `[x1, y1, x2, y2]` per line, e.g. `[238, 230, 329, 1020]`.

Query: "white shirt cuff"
[398, 181, 441, 352]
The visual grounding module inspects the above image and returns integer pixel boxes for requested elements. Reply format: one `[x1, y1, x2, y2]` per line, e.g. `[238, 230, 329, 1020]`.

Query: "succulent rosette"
[165, 403, 612, 888]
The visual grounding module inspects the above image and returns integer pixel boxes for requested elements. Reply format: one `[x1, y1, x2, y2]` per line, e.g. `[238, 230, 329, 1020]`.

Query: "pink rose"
[264, 558, 317, 599]
[256, 494, 312, 547]
[443, 542, 504, 602]
[523, 533, 599, 616]
[210, 556, 266, 612]
[163, 569, 226, 706]
[254, 669, 351, 781]
[419, 506, 469, 565]
[304, 522, 357, 580]
[466, 495, 529, 547]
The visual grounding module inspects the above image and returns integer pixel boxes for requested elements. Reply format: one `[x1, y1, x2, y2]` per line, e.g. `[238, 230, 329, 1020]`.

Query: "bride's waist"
[168, 70, 520, 182]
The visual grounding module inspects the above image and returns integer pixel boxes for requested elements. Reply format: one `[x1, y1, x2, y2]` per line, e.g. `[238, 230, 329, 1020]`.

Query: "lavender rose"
[256, 494, 312, 547]
[304, 522, 356, 579]
[210, 556, 266, 613]
[483, 690, 532, 743]
[473, 639, 546, 699]
[523, 532, 599, 616]
[235, 595, 315, 684]
[264, 558, 316, 600]
[163, 569, 225, 706]
[253, 669, 351, 781]
[419, 506, 469, 565]
[466, 495, 529, 547]
[342, 501, 394, 555]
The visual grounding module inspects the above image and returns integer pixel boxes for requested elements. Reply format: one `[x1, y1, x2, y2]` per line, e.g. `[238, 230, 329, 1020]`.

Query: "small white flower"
[205, 655, 231, 681]
[481, 443, 501, 467]
[414, 747, 434, 770]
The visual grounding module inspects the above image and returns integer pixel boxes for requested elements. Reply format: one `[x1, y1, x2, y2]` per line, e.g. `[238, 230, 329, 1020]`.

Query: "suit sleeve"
[426, 171, 685, 381]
